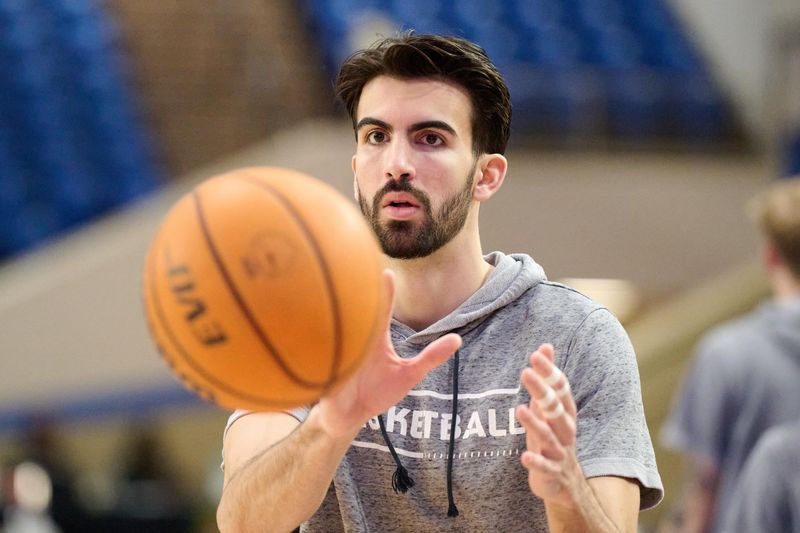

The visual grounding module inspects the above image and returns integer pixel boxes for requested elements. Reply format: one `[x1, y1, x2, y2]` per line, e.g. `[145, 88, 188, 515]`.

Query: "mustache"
[374, 179, 431, 210]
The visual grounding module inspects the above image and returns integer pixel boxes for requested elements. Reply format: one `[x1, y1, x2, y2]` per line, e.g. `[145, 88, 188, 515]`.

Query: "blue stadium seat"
[301, 0, 736, 146]
[389, 0, 443, 28]
[512, 0, 564, 32]
[451, 0, 505, 29]
[784, 131, 800, 177]
[522, 25, 583, 68]
[0, 0, 163, 262]
[575, 0, 626, 32]
[665, 74, 726, 141]
[506, 67, 604, 138]
[466, 23, 521, 68]
[1, 201, 63, 256]
[0, 128, 28, 213]
[604, 68, 668, 138]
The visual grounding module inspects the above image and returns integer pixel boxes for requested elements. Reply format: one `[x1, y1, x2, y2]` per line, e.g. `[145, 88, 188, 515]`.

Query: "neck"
[772, 268, 800, 301]
[388, 230, 491, 331]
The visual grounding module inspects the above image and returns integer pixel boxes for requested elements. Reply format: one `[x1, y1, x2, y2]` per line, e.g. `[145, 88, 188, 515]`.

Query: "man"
[660, 177, 800, 533]
[217, 33, 662, 532]
[720, 420, 800, 533]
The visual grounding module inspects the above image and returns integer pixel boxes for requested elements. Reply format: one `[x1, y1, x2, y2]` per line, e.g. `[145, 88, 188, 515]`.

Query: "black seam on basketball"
[147, 226, 309, 409]
[237, 173, 343, 390]
[192, 188, 337, 388]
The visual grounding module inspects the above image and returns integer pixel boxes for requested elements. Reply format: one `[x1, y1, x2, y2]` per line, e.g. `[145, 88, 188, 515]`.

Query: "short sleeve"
[565, 308, 664, 510]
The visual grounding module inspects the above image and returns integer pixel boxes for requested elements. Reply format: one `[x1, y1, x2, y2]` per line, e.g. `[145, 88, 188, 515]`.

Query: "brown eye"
[367, 131, 386, 143]
[423, 134, 442, 145]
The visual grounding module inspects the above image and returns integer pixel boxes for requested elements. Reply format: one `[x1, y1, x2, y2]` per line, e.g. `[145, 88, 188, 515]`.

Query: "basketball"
[141, 166, 387, 411]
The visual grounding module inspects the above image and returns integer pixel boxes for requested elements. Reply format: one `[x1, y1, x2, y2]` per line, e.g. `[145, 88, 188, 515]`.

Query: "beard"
[357, 162, 477, 259]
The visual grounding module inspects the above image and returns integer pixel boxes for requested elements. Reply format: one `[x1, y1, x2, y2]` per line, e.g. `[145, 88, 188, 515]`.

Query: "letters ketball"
[142, 166, 387, 411]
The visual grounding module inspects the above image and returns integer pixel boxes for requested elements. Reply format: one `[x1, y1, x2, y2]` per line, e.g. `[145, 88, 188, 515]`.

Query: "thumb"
[408, 333, 462, 378]
[364, 269, 395, 357]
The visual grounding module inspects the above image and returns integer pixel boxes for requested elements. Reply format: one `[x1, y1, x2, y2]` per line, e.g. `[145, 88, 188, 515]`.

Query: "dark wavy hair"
[335, 33, 512, 155]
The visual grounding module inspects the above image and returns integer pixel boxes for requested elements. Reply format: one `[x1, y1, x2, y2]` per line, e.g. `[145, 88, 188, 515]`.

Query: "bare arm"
[517, 344, 641, 532]
[216, 270, 462, 533]
[217, 409, 358, 533]
[545, 476, 640, 532]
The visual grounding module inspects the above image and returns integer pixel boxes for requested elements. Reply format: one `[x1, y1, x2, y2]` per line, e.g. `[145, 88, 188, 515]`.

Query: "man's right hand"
[314, 269, 462, 439]
[219, 270, 460, 532]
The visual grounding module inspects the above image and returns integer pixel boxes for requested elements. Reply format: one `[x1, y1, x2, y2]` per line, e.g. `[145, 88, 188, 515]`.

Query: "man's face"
[352, 76, 479, 259]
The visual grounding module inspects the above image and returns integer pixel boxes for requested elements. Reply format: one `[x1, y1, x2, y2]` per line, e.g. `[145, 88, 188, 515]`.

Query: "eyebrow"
[355, 117, 457, 137]
[356, 117, 391, 132]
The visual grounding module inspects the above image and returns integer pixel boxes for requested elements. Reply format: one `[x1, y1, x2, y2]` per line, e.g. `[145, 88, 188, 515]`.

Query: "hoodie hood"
[394, 252, 547, 345]
[754, 296, 800, 358]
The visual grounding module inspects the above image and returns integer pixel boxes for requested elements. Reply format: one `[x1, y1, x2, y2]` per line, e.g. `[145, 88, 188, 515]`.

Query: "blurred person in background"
[1, 458, 62, 533]
[659, 177, 800, 533]
[719, 419, 800, 533]
[11, 416, 92, 533]
[104, 425, 192, 532]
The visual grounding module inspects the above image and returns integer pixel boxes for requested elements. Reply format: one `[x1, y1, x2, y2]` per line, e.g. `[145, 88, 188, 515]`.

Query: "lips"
[381, 192, 421, 220]
[381, 192, 420, 209]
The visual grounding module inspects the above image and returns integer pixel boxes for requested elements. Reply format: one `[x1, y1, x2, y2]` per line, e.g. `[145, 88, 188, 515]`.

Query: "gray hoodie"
[226, 252, 663, 532]
[661, 297, 800, 533]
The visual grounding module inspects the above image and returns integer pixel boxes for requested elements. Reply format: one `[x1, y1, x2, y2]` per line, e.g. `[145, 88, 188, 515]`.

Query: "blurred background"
[0, 0, 798, 531]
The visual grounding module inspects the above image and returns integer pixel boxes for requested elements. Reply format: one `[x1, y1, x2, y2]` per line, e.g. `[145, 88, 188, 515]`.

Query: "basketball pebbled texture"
[142, 167, 387, 411]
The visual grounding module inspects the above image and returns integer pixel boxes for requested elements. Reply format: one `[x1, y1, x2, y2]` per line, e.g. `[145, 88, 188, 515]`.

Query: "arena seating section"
[0, 0, 744, 261]
[302, 0, 738, 145]
[0, 0, 161, 261]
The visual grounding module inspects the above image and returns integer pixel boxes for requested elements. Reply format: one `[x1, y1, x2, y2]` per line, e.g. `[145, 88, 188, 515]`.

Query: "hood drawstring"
[377, 349, 461, 518]
[446, 349, 460, 517]
[377, 414, 415, 493]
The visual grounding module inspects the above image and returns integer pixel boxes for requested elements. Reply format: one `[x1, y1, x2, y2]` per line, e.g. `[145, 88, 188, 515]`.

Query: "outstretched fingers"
[530, 349, 577, 419]
[516, 344, 584, 504]
[516, 403, 566, 461]
[521, 450, 562, 477]
[516, 400, 571, 502]
[520, 346, 576, 447]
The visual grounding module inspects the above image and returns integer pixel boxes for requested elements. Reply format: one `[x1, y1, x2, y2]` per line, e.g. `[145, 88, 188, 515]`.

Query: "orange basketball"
[142, 166, 387, 411]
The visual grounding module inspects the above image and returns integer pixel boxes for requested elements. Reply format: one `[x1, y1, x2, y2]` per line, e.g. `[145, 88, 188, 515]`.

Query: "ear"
[351, 154, 358, 202]
[473, 153, 507, 202]
[763, 240, 783, 271]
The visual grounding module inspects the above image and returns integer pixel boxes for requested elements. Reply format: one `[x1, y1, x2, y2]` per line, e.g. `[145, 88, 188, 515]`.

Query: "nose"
[384, 139, 414, 182]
